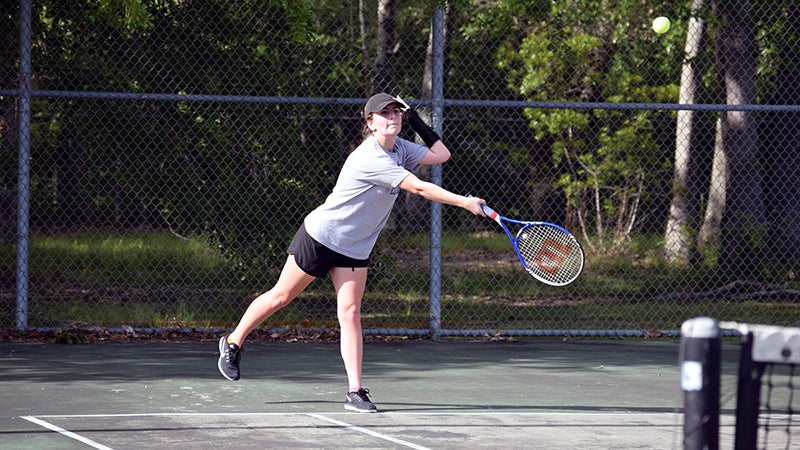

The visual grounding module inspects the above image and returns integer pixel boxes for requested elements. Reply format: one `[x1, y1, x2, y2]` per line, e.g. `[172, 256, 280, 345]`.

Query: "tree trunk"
[372, 0, 396, 93]
[663, 0, 707, 265]
[715, 0, 765, 280]
[359, 0, 369, 93]
[401, 4, 452, 233]
[697, 117, 726, 249]
[764, 4, 800, 274]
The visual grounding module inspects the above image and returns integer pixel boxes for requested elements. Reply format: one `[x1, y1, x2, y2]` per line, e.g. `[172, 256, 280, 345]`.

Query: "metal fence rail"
[2, 0, 798, 338]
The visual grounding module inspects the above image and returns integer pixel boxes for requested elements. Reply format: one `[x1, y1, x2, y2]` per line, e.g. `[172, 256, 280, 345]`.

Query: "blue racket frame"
[480, 203, 585, 286]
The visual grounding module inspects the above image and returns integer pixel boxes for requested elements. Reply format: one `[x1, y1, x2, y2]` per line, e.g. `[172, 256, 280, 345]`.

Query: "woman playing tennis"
[217, 93, 486, 413]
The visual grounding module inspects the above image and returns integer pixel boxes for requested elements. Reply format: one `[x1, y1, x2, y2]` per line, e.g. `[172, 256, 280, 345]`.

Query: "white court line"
[21, 416, 115, 450]
[29, 410, 683, 418]
[306, 413, 432, 450]
[21, 410, 685, 450]
[28, 412, 302, 418]
[19, 411, 460, 450]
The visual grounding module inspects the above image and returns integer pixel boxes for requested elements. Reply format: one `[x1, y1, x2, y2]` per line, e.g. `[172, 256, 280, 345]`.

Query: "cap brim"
[364, 93, 404, 117]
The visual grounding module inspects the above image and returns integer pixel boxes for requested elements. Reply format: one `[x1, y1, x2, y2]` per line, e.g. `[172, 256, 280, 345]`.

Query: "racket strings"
[517, 225, 584, 285]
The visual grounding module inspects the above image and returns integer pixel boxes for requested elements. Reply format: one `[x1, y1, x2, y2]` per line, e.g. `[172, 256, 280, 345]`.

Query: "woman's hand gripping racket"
[480, 203, 585, 286]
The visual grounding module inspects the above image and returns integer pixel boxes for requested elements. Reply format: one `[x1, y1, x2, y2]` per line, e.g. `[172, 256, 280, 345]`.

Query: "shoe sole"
[217, 336, 240, 381]
[344, 403, 378, 413]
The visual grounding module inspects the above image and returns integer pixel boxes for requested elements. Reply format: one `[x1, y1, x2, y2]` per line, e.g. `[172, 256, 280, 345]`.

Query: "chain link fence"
[2, 0, 798, 337]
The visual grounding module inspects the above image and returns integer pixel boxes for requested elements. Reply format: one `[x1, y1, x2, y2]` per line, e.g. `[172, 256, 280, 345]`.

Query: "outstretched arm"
[398, 173, 485, 216]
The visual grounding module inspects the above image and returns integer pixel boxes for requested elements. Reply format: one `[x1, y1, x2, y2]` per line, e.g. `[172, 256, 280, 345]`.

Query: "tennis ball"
[652, 16, 671, 34]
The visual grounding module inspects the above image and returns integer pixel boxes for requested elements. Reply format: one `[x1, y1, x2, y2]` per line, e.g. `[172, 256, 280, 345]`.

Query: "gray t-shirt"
[303, 136, 429, 259]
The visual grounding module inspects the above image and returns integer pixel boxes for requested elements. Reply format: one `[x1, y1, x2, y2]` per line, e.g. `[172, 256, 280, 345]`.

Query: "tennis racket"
[480, 203, 585, 286]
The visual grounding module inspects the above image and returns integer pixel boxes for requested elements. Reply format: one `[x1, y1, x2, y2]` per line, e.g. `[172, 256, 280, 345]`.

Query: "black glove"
[404, 109, 441, 148]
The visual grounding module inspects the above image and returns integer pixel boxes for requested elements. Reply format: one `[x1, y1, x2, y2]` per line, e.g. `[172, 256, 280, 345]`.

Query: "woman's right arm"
[397, 173, 485, 216]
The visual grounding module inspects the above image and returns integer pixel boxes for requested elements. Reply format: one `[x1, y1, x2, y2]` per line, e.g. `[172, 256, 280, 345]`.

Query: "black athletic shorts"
[287, 223, 370, 278]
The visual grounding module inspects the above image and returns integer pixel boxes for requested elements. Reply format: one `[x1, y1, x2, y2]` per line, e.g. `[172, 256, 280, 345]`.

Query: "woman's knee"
[255, 290, 294, 310]
[337, 306, 361, 325]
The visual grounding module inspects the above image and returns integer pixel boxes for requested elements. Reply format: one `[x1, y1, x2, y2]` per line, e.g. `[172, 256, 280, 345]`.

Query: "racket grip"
[479, 204, 497, 219]
[467, 194, 497, 219]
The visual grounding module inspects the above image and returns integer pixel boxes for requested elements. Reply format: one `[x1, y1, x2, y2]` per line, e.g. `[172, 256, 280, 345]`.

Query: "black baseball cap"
[363, 93, 403, 118]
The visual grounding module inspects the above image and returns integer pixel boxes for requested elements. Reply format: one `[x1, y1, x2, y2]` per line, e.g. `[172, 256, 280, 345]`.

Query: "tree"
[493, 0, 680, 252]
[400, 2, 453, 233]
[372, 0, 397, 93]
[714, 0, 766, 280]
[762, 2, 800, 273]
[663, 0, 709, 266]
[697, 1, 800, 279]
[697, 116, 726, 252]
[1, 0, 19, 192]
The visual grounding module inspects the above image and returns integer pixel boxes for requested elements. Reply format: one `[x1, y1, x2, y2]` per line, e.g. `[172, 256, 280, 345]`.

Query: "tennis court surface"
[0, 338, 749, 449]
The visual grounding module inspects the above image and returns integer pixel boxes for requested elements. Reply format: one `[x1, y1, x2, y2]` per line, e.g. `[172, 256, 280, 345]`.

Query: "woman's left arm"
[419, 141, 451, 165]
[404, 109, 450, 165]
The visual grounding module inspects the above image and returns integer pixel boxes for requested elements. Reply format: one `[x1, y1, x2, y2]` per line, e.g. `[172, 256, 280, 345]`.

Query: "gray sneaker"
[344, 388, 378, 413]
[217, 335, 242, 381]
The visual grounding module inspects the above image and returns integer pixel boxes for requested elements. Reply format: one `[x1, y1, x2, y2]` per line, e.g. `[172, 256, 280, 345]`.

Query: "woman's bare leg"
[227, 255, 316, 346]
[330, 266, 368, 390]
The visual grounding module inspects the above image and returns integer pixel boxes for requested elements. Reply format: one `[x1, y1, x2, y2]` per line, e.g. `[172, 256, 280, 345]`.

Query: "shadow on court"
[0, 338, 743, 449]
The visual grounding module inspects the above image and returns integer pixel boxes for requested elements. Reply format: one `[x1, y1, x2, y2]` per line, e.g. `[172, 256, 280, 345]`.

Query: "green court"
[0, 338, 749, 449]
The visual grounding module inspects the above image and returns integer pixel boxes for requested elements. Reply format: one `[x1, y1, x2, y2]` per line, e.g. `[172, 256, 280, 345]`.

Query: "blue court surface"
[0, 338, 750, 449]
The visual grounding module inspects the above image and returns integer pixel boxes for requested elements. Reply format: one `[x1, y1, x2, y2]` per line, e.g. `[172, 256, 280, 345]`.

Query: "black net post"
[681, 317, 722, 450]
[733, 332, 762, 450]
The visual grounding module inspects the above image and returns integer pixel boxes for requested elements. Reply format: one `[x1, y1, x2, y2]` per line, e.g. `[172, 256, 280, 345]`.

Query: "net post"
[681, 317, 722, 450]
[733, 331, 762, 450]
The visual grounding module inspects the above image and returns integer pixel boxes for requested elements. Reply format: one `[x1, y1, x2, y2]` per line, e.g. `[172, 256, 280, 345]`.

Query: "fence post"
[428, 6, 445, 339]
[15, 0, 33, 331]
[681, 317, 722, 450]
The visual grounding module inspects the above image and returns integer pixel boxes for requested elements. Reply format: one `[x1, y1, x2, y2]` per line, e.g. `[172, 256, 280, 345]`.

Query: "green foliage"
[7, 0, 800, 298]
[90, 0, 153, 31]
[19, 0, 341, 276]
[482, 0, 682, 251]
[266, 0, 317, 43]
[154, 101, 321, 276]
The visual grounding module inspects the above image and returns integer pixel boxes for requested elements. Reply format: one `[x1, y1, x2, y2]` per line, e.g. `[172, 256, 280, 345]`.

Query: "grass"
[28, 231, 243, 289]
[2, 230, 798, 332]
